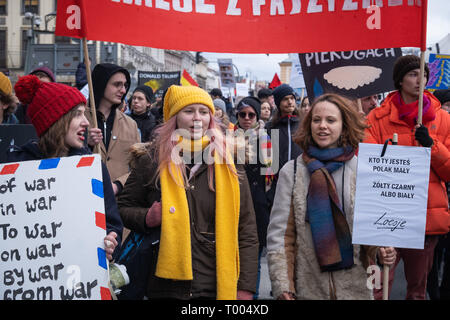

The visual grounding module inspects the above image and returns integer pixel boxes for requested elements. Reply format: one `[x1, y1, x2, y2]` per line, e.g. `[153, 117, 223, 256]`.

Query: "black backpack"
[115, 227, 160, 300]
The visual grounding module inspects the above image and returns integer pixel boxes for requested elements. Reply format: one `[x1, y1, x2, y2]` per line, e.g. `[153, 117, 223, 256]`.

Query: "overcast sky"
[202, 0, 450, 82]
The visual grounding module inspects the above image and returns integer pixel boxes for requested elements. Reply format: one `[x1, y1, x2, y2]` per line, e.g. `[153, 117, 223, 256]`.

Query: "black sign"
[299, 48, 402, 101]
[138, 71, 181, 99]
[0, 125, 37, 163]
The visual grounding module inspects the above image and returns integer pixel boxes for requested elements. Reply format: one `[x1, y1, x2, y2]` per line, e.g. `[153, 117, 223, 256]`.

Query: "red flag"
[55, 0, 427, 54]
[180, 69, 199, 87]
[269, 74, 281, 89]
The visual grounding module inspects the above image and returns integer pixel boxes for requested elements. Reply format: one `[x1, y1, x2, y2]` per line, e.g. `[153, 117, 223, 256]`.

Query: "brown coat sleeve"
[117, 153, 159, 234]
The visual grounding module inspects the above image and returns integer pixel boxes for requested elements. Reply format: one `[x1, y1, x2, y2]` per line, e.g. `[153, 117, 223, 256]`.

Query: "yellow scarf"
[156, 137, 241, 300]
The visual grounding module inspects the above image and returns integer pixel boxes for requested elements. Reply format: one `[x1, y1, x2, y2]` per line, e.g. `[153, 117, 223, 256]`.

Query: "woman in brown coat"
[118, 85, 259, 300]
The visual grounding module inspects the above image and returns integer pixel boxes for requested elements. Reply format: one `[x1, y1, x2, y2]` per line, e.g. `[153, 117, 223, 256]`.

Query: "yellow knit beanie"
[0, 72, 12, 96]
[163, 85, 215, 122]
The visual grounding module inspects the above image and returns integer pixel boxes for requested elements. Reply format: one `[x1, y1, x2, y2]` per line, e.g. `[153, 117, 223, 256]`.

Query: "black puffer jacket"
[265, 115, 302, 206]
[129, 111, 156, 142]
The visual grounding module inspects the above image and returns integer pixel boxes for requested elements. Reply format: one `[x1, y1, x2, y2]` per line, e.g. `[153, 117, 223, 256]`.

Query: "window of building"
[55, 35, 70, 43]
[0, 0, 6, 15]
[22, 29, 29, 68]
[0, 30, 6, 68]
[23, 0, 39, 15]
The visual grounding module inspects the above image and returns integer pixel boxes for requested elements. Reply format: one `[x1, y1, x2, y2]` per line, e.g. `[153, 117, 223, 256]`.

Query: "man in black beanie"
[272, 84, 297, 117]
[266, 84, 301, 163]
[130, 85, 156, 142]
[264, 83, 302, 210]
[364, 54, 450, 300]
[392, 54, 430, 92]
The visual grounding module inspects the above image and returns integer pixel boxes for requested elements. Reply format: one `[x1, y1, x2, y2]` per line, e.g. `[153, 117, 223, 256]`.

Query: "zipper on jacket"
[287, 118, 292, 160]
[103, 120, 107, 146]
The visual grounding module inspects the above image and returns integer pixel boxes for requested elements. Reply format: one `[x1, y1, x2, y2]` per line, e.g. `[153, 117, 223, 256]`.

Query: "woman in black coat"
[235, 96, 273, 299]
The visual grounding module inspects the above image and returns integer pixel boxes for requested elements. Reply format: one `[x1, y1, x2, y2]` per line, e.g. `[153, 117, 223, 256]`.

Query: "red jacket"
[364, 90, 450, 235]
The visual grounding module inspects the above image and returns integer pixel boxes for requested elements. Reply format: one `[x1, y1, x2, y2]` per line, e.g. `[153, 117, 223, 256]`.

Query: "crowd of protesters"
[0, 53, 449, 300]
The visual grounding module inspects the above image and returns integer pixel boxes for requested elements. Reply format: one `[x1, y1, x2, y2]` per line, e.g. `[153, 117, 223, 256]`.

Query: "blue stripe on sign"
[91, 179, 104, 198]
[38, 158, 60, 170]
[97, 247, 107, 270]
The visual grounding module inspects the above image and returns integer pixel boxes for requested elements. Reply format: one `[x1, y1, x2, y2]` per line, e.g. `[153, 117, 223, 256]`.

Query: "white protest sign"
[289, 53, 305, 89]
[352, 143, 431, 249]
[80, 83, 89, 100]
[0, 155, 111, 300]
[235, 83, 249, 97]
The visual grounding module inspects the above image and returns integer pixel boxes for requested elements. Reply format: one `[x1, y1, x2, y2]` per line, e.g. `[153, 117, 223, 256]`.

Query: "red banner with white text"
[55, 0, 427, 54]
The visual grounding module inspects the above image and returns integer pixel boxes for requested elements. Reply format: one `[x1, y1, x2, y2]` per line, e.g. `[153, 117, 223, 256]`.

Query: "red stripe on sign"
[95, 211, 106, 230]
[0, 163, 19, 175]
[100, 287, 111, 300]
[76, 156, 95, 168]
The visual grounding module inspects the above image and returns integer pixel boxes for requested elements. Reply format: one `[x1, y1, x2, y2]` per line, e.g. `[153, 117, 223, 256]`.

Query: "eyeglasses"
[238, 112, 256, 119]
[111, 81, 129, 90]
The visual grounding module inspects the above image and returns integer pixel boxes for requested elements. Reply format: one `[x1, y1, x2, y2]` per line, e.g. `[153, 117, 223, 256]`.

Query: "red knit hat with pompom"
[14, 75, 86, 137]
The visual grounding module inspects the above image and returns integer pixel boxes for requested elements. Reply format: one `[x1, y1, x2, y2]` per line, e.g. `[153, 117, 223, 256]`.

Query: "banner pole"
[357, 98, 363, 114]
[383, 265, 389, 300]
[382, 133, 397, 301]
[417, 0, 428, 125]
[83, 38, 98, 129]
[82, 38, 100, 154]
[417, 50, 426, 125]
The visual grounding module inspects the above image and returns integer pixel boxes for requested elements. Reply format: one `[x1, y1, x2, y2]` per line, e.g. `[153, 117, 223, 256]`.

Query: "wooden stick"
[383, 265, 390, 300]
[382, 132, 397, 301]
[82, 38, 100, 154]
[417, 50, 426, 125]
[357, 98, 363, 113]
[83, 38, 97, 129]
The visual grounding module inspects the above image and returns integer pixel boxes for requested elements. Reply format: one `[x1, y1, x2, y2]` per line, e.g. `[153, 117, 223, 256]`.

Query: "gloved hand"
[145, 201, 162, 228]
[415, 125, 433, 147]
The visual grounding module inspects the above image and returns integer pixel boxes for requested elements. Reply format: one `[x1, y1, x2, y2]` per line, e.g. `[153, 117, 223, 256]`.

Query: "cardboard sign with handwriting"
[352, 143, 431, 249]
[0, 155, 110, 300]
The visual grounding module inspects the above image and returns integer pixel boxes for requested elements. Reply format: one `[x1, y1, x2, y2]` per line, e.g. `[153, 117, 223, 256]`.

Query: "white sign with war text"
[0, 155, 110, 300]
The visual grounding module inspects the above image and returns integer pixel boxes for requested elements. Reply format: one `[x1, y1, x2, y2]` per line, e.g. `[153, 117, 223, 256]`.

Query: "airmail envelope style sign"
[0, 155, 110, 300]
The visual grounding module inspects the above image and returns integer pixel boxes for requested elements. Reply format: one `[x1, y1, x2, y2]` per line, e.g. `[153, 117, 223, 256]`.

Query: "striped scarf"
[302, 146, 355, 272]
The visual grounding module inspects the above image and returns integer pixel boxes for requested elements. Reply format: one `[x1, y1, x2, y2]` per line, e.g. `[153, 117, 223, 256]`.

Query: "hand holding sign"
[377, 247, 396, 266]
[104, 232, 118, 261]
[414, 124, 434, 147]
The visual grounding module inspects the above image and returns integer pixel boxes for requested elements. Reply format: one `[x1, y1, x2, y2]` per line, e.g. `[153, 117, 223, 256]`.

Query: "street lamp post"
[24, 12, 40, 74]
[24, 12, 56, 74]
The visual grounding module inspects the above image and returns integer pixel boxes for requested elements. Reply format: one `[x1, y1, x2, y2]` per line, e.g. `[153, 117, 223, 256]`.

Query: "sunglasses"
[238, 112, 256, 119]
